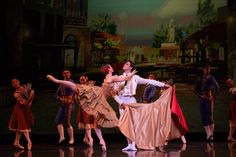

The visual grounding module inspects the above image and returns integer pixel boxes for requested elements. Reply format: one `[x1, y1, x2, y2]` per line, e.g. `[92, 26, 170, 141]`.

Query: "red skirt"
[8, 103, 34, 132]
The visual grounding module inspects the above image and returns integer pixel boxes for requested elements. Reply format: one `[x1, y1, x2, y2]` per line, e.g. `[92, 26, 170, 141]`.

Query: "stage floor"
[0, 141, 234, 157]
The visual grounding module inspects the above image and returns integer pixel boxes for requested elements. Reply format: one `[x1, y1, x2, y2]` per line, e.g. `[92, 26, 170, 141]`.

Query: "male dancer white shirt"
[113, 60, 168, 151]
[114, 74, 165, 114]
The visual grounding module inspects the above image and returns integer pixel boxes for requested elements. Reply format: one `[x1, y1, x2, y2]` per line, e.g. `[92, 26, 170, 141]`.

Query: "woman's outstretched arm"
[47, 75, 77, 92]
[110, 70, 137, 82]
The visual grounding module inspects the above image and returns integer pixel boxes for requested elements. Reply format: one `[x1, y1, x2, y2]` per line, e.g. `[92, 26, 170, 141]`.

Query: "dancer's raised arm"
[47, 75, 77, 92]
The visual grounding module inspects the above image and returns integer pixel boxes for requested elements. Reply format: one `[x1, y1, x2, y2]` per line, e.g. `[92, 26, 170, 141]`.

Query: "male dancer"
[113, 60, 170, 151]
[55, 68, 75, 145]
[194, 64, 219, 141]
[142, 73, 159, 103]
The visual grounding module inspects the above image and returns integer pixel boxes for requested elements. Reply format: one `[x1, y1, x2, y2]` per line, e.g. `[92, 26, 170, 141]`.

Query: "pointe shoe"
[46, 75, 53, 80]
[228, 137, 236, 142]
[27, 142, 32, 150]
[207, 135, 213, 142]
[13, 143, 25, 149]
[69, 139, 74, 145]
[83, 137, 93, 147]
[58, 138, 66, 145]
[130, 145, 137, 151]
[122, 145, 132, 151]
[100, 141, 107, 152]
[181, 137, 187, 144]
[46, 75, 58, 83]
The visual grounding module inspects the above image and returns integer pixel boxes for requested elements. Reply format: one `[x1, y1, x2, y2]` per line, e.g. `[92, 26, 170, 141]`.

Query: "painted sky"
[88, 0, 227, 45]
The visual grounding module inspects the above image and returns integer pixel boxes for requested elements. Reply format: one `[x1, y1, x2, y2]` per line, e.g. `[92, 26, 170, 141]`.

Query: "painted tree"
[152, 24, 166, 48]
[89, 13, 117, 35]
[175, 26, 186, 43]
[197, 0, 217, 27]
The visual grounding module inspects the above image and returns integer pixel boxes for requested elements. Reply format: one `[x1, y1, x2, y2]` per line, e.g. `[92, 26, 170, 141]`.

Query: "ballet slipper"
[83, 137, 93, 147]
[100, 140, 107, 151]
[228, 137, 236, 142]
[122, 145, 132, 151]
[69, 139, 74, 145]
[13, 143, 25, 149]
[58, 138, 66, 146]
[207, 135, 213, 142]
[46, 75, 59, 83]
